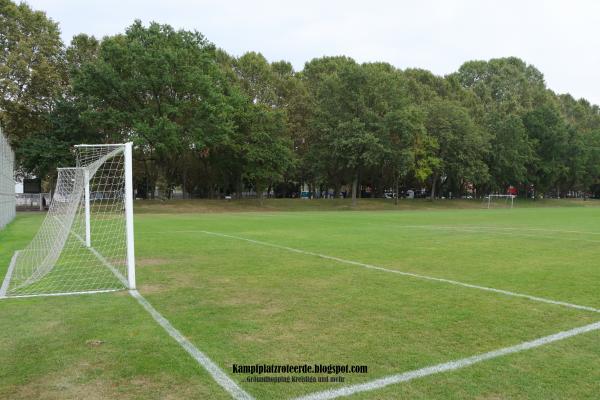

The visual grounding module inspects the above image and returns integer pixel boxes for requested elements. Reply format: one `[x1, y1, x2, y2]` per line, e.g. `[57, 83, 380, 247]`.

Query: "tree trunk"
[430, 173, 438, 201]
[143, 159, 150, 199]
[351, 173, 358, 206]
[357, 169, 362, 199]
[334, 183, 340, 199]
[182, 167, 187, 200]
[394, 175, 399, 206]
[237, 175, 243, 199]
[258, 187, 264, 206]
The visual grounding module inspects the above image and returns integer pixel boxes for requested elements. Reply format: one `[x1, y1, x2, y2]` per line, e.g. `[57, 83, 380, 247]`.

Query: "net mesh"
[0, 127, 15, 230]
[483, 194, 515, 209]
[2, 145, 130, 296]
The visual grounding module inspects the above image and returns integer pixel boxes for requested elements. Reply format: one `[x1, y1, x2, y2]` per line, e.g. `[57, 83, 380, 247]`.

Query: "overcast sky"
[26, 0, 600, 105]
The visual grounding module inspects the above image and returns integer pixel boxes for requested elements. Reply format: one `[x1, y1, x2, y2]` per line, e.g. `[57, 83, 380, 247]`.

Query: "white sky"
[26, 0, 600, 105]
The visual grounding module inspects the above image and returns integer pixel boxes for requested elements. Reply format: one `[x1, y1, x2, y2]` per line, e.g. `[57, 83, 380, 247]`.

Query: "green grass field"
[1, 199, 600, 399]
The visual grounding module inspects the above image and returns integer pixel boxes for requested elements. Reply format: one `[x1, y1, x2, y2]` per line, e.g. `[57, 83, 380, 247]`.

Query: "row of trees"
[2, 1, 600, 204]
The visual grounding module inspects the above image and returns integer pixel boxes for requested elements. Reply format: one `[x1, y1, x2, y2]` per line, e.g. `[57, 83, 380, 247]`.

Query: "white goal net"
[0, 143, 135, 298]
[483, 194, 515, 209]
[0, 127, 15, 230]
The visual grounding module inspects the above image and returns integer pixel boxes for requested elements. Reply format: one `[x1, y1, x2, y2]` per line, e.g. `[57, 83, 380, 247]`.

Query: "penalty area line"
[129, 289, 254, 400]
[193, 230, 600, 315]
[292, 320, 600, 400]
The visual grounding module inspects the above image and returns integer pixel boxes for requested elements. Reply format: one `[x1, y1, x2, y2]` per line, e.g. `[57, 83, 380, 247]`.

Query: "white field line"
[1, 288, 121, 299]
[0, 232, 252, 399]
[396, 225, 600, 244]
[0, 252, 120, 300]
[422, 225, 600, 236]
[192, 230, 600, 314]
[0, 216, 128, 297]
[0, 251, 20, 298]
[293, 320, 600, 400]
[86, 245, 129, 288]
[0, 227, 127, 297]
[70, 229, 254, 399]
[1, 251, 253, 398]
[58, 216, 129, 288]
[62, 219, 130, 288]
[129, 289, 254, 400]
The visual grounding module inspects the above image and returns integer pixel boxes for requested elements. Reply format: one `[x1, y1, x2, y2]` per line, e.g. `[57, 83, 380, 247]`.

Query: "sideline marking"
[129, 290, 254, 400]
[194, 230, 600, 314]
[420, 224, 600, 236]
[292, 320, 600, 400]
[397, 225, 600, 244]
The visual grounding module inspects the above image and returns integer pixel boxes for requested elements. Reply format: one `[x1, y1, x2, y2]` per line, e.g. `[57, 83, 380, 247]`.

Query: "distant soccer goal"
[483, 194, 515, 209]
[0, 127, 15, 230]
[0, 143, 135, 298]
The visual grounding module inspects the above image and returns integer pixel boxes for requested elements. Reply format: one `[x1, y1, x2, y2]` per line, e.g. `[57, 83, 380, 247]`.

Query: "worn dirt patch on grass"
[136, 258, 170, 268]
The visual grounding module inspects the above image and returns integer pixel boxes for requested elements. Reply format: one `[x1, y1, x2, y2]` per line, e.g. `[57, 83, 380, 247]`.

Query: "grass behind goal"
[2, 204, 600, 399]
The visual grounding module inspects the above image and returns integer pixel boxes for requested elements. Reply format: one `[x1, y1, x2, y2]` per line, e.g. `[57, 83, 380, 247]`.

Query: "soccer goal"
[0, 143, 135, 298]
[0, 127, 15, 230]
[483, 194, 515, 209]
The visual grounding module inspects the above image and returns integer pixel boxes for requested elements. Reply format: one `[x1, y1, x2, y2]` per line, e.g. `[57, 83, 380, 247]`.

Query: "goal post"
[484, 194, 515, 209]
[0, 127, 15, 230]
[124, 142, 136, 290]
[0, 143, 136, 298]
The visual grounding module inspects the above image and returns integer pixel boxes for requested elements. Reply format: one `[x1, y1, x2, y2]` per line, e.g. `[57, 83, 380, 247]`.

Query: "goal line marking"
[195, 230, 600, 314]
[63, 223, 130, 289]
[0, 288, 252, 397]
[292, 320, 600, 400]
[0, 288, 122, 299]
[0, 219, 129, 298]
[0, 245, 252, 399]
[129, 290, 254, 400]
[0, 250, 19, 297]
[47, 223, 253, 399]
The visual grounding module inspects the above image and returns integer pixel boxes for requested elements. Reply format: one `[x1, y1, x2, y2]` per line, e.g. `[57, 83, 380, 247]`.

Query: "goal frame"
[485, 194, 515, 209]
[0, 142, 136, 298]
